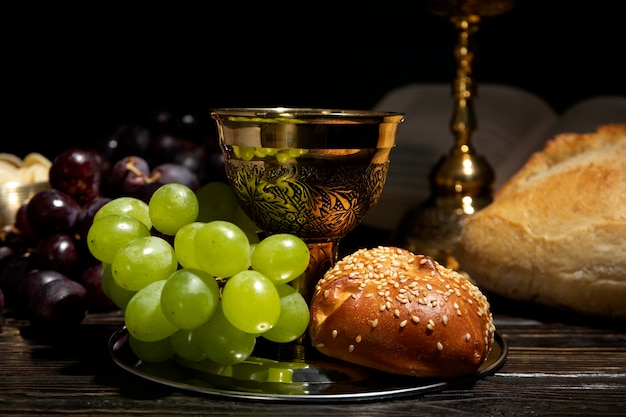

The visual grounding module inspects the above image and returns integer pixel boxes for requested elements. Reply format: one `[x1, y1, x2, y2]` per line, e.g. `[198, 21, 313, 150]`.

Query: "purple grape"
[206, 150, 228, 183]
[77, 263, 115, 311]
[14, 203, 41, 244]
[0, 245, 17, 272]
[49, 148, 103, 205]
[26, 189, 81, 236]
[133, 181, 164, 204]
[0, 253, 36, 309]
[146, 133, 194, 166]
[151, 163, 200, 190]
[32, 233, 81, 279]
[90, 149, 112, 183]
[106, 155, 151, 196]
[102, 124, 151, 161]
[172, 145, 211, 184]
[148, 111, 206, 144]
[27, 277, 88, 330]
[18, 269, 67, 307]
[76, 196, 111, 238]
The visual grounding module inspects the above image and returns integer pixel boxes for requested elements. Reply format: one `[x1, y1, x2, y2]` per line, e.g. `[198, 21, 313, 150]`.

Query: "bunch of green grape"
[87, 182, 311, 365]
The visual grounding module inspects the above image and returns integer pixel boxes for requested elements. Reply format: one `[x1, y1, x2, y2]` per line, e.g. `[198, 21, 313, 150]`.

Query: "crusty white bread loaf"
[456, 124, 626, 319]
[309, 246, 495, 378]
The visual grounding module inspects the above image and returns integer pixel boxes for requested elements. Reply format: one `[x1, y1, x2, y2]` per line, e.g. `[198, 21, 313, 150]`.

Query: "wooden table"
[0, 223, 623, 416]
[1, 286, 625, 416]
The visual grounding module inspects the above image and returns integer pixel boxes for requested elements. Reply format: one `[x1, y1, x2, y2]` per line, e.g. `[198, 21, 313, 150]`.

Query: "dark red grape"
[77, 263, 115, 311]
[32, 234, 81, 279]
[102, 124, 151, 161]
[206, 150, 227, 183]
[18, 269, 67, 307]
[49, 148, 103, 205]
[106, 155, 151, 196]
[0, 246, 13, 308]
[148, 111, 206, 143]
[151, 163, 200, 190]
[90, 149, 112, 183]
[27, 277, 88, 330]
[146, 133, 195, 166]
[14, 203, 41, 244]
[76, 196, 111, 238]
[133, 182, 164, 204]
[26, 189, 81, 236]
[171, 145, 211, 184]
[0, 253, 35, 308]
[0, 245, 17, 272]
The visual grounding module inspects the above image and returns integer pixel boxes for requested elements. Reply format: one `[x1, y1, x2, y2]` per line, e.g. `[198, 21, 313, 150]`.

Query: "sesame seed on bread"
[309, 246, 495, 378]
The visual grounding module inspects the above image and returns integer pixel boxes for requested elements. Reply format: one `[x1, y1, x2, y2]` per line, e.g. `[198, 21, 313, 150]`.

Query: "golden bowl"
[0, 181, 50, 228]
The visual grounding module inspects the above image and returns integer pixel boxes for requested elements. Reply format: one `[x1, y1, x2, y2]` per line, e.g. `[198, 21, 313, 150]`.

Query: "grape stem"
[124, 159, 162, 184]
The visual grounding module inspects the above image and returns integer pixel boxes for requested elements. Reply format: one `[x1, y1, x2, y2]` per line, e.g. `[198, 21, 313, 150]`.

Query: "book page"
[365, 83, 558, 230]
[549, 95, 626, 136]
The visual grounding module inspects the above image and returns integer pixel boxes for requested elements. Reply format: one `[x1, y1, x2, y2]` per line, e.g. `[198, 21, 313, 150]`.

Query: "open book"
[364, 84, 626, 230]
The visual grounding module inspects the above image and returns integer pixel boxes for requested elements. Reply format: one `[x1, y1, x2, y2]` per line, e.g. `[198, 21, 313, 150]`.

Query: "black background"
[5, 0, 626, 160]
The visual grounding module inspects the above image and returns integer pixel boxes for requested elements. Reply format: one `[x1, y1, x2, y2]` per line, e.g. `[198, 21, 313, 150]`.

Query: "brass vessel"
[212, 108, 404, 302]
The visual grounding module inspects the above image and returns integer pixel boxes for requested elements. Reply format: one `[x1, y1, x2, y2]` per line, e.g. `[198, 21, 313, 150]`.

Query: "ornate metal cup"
[211, 108, 404, 306]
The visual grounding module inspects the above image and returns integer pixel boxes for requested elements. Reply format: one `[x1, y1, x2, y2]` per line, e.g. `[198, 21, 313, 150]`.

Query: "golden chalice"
[211, 107, 404, 361]
[212, 108, 404, 301]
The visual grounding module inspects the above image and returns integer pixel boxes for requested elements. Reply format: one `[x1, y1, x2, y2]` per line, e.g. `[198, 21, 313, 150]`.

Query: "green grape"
[253, 147, 275, 158]
[194, 220, 250, 278]
[221, 270, 280, 334]
[194, 304, 256, 365]
[262, 284, 310, 343]
[112, 236, 178, 291]
[100, 262, 113, 299]
[233, 145, 256, 161]
[173, 221, 204, 270]
[275, 151, 292, 163]
[232, 206, 260, 244]
[170, 328, 207, 361]
[125, 280, 178, 342]
[101, 263, 136, 309]
[288, 148, 308, 158]
[195, 182, 238, 223]
[87, 214, 151, 264]
[251, 234, 310, 284]
[128, 333, 175, 363]
[195, 182, 260, 243]
[160, 268, 220, 330]
[149, 183, 199, 235]
[93, 196, 152, 230]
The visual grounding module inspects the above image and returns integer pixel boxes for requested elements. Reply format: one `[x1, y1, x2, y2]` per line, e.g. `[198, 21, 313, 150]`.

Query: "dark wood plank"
[1, 302, 625, 416]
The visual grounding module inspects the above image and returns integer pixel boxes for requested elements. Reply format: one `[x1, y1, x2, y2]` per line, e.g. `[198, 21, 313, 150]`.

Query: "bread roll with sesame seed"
[308, 246, 495, 378]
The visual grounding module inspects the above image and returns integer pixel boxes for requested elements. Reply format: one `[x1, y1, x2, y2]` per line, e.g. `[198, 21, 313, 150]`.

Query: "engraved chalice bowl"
[211, 108, 404, 363]
[211, 108, 404, 306]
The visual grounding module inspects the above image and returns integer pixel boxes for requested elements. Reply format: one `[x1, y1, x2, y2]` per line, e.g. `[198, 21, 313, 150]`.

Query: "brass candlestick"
[390, 0, 515, 268]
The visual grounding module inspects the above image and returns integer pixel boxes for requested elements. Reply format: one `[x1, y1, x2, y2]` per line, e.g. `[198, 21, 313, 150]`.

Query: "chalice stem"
[274, 240, 339, 362]
[291, 240, 340, 305]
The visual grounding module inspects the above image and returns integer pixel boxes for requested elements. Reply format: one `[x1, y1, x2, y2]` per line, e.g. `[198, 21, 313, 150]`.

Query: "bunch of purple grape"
[95, 110, 226, 190]
[0, 111, 226, 332]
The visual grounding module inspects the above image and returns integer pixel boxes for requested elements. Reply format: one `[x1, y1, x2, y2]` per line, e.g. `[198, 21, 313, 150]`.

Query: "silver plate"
[109, 327, 507, 402]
